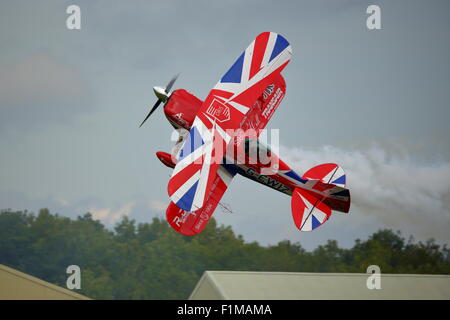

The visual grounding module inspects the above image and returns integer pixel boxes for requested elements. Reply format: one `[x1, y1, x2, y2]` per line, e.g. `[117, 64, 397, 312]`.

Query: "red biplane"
[140, 32, 351, 235]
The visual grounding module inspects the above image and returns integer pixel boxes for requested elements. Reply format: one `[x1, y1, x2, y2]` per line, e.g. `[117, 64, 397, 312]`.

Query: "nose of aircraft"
[153, 86, 169, 103]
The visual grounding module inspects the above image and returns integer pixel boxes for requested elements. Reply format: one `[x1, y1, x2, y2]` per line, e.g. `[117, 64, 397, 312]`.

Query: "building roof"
[0, 264, 90, 300]
[189, 271, 450, 300]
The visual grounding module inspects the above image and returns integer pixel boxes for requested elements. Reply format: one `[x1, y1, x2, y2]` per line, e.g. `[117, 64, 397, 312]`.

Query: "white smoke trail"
[279, 145, 450, 242]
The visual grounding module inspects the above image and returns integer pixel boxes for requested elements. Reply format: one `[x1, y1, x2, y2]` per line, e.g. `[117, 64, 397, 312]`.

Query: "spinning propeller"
[139, 74, 179, 127]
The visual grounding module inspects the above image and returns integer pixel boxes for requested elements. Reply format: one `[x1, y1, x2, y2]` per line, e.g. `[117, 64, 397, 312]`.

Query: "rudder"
[291, 163, 351, 231]
[291, 188, 331, 231]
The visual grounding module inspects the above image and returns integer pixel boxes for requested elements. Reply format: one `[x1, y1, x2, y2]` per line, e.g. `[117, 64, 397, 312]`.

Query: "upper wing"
[240, 74, 286, 132]
[168, 32, 292, 211]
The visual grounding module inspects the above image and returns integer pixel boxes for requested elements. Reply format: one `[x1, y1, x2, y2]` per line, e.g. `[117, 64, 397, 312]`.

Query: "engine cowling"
[163, 89, 203, 130]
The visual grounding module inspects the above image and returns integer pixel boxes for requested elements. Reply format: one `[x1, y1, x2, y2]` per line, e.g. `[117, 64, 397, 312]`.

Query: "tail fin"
[291, 163, 351, 232]
[291, 188, 331, 231]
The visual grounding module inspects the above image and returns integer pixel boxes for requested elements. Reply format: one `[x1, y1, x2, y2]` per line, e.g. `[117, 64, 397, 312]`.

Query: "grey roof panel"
[190, 271, 450, 300]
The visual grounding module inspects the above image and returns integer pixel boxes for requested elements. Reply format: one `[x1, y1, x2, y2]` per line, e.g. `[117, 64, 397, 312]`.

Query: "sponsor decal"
[194, 204, 213, 231]
[263, 84, 275, 100]
[262, 87, 283, 119]
[206, 98, 230, 122]
[172, 209, 196, 227]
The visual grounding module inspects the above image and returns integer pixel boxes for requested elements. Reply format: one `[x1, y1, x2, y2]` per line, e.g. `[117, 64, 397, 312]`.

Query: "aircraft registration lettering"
[246, 168, 291, 194]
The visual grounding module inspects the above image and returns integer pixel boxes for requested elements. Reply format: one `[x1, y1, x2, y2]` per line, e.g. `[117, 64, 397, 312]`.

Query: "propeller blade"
[139, 99, 162, 128]
[165, 73, 179, 92]
[139, 74, 179, 128]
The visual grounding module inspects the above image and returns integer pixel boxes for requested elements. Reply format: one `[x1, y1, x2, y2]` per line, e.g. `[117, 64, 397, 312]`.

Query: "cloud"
[55, 198, 70, 207]
[89, 202, 136, 225]
[149, 199, 167, 213]
[0, 190, 114, 222]
[279, 144, 450, 242]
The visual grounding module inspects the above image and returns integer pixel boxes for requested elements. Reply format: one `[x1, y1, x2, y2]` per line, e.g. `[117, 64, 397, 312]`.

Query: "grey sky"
[1, 0, 449, 250]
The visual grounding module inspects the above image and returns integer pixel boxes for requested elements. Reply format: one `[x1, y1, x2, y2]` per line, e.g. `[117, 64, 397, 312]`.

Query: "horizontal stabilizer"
[302, 163, 351, 213]
[302, 163, 346, 187]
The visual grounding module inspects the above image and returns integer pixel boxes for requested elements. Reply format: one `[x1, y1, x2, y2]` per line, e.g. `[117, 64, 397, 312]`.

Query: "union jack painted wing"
[166, 165, 236, 236]
[240, 74, 286, 132]
[168, 32, 293, 211]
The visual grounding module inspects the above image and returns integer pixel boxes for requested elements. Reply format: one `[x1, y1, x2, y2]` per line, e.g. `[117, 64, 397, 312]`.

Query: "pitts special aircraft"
[140, 32, 351, 236]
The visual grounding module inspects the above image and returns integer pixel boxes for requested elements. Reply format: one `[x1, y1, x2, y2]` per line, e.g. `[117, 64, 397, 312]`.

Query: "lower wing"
[166, 165, 236, 236]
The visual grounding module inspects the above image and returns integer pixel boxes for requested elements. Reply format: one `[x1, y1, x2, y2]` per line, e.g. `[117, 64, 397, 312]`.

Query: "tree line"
[0, 208, 449, 299]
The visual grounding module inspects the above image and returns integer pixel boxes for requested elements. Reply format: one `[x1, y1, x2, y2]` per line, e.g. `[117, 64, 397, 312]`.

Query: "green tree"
[0, 209, 449, 299]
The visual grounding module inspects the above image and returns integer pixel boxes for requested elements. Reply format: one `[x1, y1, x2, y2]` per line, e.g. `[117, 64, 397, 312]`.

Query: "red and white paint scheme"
[140, 32, 351, 236]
